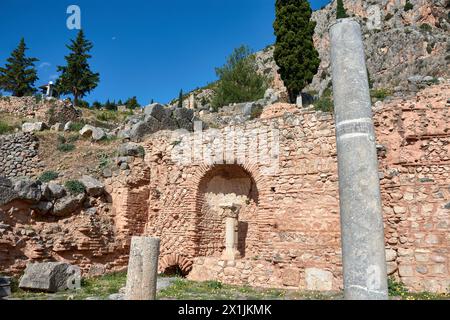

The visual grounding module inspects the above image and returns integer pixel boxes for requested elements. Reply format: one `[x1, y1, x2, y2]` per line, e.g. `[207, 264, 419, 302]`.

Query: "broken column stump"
[125, 236, 160, 300]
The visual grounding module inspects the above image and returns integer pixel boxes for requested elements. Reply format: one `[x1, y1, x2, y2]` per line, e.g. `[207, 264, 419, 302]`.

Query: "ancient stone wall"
[0, 133, 40, 179]
[0, 96, 80, 125]
[110, 84, 449, 292]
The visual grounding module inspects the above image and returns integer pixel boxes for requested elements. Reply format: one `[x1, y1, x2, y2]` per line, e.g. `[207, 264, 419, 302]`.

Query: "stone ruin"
[104, 82, 449, 293]
[0, 82, 448, 294]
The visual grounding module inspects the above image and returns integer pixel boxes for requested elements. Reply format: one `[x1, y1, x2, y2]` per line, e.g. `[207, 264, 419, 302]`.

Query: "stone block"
[281, 268, 300, 287]
[19, 262, 76, 293]
[305, 268, 333, 291]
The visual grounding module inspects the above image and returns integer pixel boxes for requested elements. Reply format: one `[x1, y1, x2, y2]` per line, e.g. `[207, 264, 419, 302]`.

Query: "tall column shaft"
[125, 236, 160, 300]
[329, 18, 388, 300]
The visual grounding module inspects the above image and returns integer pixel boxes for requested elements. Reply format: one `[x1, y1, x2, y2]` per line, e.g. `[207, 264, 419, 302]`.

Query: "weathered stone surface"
[125, 236, 160, 300]
[64, 121, 73, 132]
[50, 123, 64, 132]
[19, 262, 74, 293]
[144, 103, 165, 121]
[0, 133, 40, 179]
[118, 142, 144, 157]
[47, 183, 66, 199]
[52, 193, 86, 217]
[13, 179, 42, 204]
[0, 277, 11, 298]
[79, 125, 106, 141]
[0, 177, 18, 206]
[80, 176, 104, 197]
[22, 122, 47, 133]
[305, 268, 333, 291]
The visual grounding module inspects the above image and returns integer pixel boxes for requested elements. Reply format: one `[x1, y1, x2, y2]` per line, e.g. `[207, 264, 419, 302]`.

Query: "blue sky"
[0, 0, 331, 105]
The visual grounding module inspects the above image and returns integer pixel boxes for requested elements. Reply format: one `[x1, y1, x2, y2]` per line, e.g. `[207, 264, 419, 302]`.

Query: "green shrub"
[137, 146, 145, 158]
[68, 122, 84, 132]
[57, 143, 75, 152]
[388, 277, 409, 296]
[370, 88, 392, 101]
[0, 120, 13, 135]
[38, 171, 59, 183]
[64, 180, 85, 195]
[211, 45, 268, 110]
[96, 110, 118, 122]
[420, 23, 432, 33]
[404, 1, 413, 11]
[314, 97, 333, 112]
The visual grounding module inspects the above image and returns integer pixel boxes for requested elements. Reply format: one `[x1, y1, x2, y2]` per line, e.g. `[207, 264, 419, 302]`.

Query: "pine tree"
[178, 89, 183, 108]
[57, 30, 100, 107]
[336, 0, 348, 19]
[273, 0, 320, 102]
[125, 96, 140, 109]
[211, 45, 268, 110]
[0, 38, 39, 97]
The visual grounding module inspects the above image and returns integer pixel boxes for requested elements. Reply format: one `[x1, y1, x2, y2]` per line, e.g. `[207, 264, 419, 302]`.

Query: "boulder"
[53, 193, 86, 217]
[118, 142, 144, 157]
[34, 201, 53, 214]
[264, 88, 279, 104]
[13, 179, 42, 204]
[22, 122, 47, 133]
[129, 116, 161, 141]
[47, 183, 66, 199]
[50, 123, 64, 132]
[79, 175, 104, 197]
[64, 121, 73, 132]
[19, 262, 75, 293]
[79, 125, 106, 141]
[0, 177, 18, 206]
[144, 103, 166, 121]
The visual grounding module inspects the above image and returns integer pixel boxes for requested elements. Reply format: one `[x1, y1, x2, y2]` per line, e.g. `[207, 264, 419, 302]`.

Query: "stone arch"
[159, 253, 193, 276]
[191, 163, 264, 258]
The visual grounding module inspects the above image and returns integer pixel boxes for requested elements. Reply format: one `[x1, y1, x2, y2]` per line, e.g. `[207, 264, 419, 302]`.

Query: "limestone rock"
[47, 183, 66, 199]
[0, 177, 18, 206]
[22, 122, 47, 133]
[79, 175, 104, 197]
[53, 193, 86, 217]
[305, 268, 333, 291]
[144, 103, 166, 121]
[19, 262, 75, 293]
[64, 121, 73, 132]
[13, 178, 42, 204]
[118, 142, 144, 157]
[79, 125, 106, 141]
[50, 123, 64, 132]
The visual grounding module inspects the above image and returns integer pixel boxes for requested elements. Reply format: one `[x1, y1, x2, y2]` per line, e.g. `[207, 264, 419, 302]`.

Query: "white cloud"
[39, 62, 51, 69]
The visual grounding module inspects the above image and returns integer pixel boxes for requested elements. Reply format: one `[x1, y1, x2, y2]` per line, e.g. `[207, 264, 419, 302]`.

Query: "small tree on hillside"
[273, 0, 320, 102]
[336, 0, 348, 19]
[125, 96, 140, 109]
[178, 89, 183, 108]
[212, 45, 268, 110]
[0, 38, 39, 96]
[57, 30, 100, 107]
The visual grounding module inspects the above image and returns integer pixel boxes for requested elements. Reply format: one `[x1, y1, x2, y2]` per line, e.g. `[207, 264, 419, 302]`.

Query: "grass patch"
[38, 171, 59, 183]
[57, 143, 76, 152]
[314, 87, 333, 112]
[0, 120, 13, 135]
[96, 110, 119, 122]
[371, 88, 392, 101]
[68, 122, 85, 132]
[64, 180, 86, 195]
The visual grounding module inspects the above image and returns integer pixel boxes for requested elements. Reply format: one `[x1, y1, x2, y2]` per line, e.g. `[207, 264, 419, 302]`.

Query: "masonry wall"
[0, 133, 39, 179]
[110, 84, 449, 293]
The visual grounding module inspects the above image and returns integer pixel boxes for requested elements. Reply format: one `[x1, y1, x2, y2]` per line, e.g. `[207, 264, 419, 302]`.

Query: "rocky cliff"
[309, 0, 449, 95]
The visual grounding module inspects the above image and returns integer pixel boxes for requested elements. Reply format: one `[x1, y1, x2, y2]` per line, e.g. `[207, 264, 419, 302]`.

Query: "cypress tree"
[273, 0, 320, 102]
[178, 89, 183, 108]
[57, 30, 100, 107]
[336, 0, 348, 19]
[0, 38, 39, 97]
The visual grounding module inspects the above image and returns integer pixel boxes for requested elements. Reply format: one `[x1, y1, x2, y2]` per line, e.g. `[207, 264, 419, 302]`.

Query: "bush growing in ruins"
[38, 171, 59, 183]
[336, 0, 348, 19]
[273, 0, 320, 103]
[404, 1, 413, 11]
[370, 88, 392, 101]
[64, 180, 86, 195]
[211, 45, 268, 110]
[314, 87, 333, 112]
[0, 38, 39, 97]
